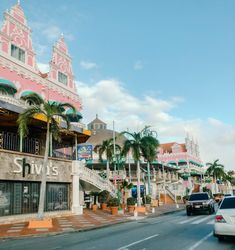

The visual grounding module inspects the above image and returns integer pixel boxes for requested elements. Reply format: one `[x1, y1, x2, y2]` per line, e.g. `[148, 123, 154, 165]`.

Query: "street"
[0, 210, 234, 250]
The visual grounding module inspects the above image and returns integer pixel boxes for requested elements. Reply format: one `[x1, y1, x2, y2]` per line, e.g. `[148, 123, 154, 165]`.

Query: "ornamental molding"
[53, 46, 71, 61]
[4, 11, 30, 32]
[11, 25, 27, 48]
[0, 53, 82, 105]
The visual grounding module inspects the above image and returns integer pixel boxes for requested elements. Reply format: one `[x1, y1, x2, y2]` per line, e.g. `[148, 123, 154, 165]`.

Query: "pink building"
[0, 2, 82, 111]
[158, 135, 205, 192]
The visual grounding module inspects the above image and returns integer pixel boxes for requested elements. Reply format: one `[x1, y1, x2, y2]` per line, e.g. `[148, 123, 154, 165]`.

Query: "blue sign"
[77, 144, 93, 161]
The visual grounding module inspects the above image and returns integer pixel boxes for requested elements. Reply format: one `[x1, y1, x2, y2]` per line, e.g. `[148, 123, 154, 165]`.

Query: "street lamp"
[113, 150, 125, 209]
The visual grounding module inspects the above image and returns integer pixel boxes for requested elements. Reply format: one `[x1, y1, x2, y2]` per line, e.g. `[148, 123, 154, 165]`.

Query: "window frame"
[58, 71, 68, 85]
[11, 44, 25, 63]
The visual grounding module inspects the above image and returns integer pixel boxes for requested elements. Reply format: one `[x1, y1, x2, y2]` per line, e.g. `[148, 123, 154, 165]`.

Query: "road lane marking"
[191, 215, 213, 224]
[188, 232, 213, 250]
[206, 219, 214, 225]
[116, 234, 159, 250]
[179, 216, 203, 224]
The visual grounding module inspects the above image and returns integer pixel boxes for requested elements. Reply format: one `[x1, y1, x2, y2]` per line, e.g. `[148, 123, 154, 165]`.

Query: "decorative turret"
[0, 1, 36, 69]
[48, 34, 75, 90]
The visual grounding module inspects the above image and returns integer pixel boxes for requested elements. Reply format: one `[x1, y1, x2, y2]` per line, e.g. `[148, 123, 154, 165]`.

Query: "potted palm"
[108, 197, 119, 215]
[99, 190, 110, 210]
[127, 197, 136, 212]
[143, 195, 151, 210]
[90, 191, 99, 211]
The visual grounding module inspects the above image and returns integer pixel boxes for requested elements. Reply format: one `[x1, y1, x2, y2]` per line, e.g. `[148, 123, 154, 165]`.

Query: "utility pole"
[163, 164, 166, 204]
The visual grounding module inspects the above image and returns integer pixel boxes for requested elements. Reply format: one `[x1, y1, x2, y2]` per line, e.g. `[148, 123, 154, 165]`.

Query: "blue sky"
[1, 0, 235, 169]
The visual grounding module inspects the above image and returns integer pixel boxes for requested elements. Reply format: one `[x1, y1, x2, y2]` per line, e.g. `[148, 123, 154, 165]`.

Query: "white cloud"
[80, 61, 98, 70]
[42, 25, 61, 41]
[134, 60, 144, 70]
[37, 62, 49, 73]
[76, 79, 235, 170]
[31, 21, 73, 42]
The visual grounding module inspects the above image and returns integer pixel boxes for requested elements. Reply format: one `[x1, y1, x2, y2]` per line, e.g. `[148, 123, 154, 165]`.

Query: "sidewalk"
[0, 204, 185, 239]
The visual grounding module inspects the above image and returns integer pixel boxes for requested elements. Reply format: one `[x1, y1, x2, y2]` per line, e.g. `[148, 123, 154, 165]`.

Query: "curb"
[0, 218, 132, 241]
[0, 207, 185, 240]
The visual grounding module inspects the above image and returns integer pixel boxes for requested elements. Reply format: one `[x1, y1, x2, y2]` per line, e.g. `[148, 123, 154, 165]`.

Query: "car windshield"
[189, 193, 209, 201]
[220, 197, 235, 209]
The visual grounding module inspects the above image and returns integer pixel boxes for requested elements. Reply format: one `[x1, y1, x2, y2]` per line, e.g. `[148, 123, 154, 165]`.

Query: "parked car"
[186, 192, 215, 216]
[214, 196, 235, 241]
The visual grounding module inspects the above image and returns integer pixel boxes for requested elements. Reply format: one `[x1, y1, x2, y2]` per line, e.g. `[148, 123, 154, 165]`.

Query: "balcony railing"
[0, 131, 74, 160]
[0, 131, 41, 155]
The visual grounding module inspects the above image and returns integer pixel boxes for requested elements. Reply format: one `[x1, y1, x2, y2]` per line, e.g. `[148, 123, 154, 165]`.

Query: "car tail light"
[215, 215, 226, 223]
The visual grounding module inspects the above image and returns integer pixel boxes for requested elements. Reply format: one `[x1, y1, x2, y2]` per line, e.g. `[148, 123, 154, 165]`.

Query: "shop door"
[22, 183, 40, 214]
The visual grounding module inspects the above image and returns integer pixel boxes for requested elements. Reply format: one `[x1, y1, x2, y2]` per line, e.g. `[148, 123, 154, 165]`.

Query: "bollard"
[134, 203, 138, 218]
[152, 207, 155, 214]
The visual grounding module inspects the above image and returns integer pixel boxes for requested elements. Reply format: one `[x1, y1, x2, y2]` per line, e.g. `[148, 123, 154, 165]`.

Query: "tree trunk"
[137, 161, 141, 206]
[37, 122, 50, 219]
[106, 160, 110, 180]
[147, 162, 151, 195]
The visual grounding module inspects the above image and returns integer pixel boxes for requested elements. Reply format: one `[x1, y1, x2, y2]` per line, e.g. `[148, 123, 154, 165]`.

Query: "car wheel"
[186, 210, 191, 216]
[218, 236, 225, 242]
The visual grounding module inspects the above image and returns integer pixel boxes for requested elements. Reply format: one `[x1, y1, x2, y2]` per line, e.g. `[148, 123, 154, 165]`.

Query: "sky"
[1, 0, 235, 170]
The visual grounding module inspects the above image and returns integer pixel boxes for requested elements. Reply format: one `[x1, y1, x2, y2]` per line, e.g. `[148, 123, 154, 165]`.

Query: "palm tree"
[121, 127, 158, 206]
[206, 159, 226, 193]
[141, 135, 159, 195]
[18, 93, 76, 219]
[94, 138, 121, 179]
[120, 180, 133, 205]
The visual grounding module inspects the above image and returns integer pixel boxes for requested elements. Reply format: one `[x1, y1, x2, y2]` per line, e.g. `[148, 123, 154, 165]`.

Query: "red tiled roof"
[38, 71, 48, 78]
[160, 142, 186, 153]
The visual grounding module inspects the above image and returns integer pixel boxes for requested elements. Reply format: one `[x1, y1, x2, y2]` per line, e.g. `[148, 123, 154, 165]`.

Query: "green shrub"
[108, 197, 119, 207]
[176, 195, 182, 201]
[98, 190, 110, 203]
[142, 195, 151, 204]
[127, 197, 136, 206]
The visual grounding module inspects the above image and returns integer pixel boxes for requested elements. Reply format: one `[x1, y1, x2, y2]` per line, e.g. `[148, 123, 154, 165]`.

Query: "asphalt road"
[0, 210, 235, 250]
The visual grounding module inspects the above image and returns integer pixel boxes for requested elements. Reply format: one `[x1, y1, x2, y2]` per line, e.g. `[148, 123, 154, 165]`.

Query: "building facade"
[0, 2, 116, 219]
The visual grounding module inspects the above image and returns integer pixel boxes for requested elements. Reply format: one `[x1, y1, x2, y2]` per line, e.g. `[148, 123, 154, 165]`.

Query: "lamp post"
[114, 152, 124, 209]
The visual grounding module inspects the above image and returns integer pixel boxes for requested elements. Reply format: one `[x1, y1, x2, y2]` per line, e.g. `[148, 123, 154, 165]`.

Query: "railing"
[0, 131, 74, 160]
[166, 182, 186, 197]
[0, 131, 41, 155]
[78, 165, 117, 197]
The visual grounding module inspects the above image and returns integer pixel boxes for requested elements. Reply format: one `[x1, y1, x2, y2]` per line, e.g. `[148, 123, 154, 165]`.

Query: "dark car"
[186, 192, 215, 216]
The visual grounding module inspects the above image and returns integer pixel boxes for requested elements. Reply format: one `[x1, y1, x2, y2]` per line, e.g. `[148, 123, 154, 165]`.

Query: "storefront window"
[0, 181, 69, 216]
[46, 183, 69, 211]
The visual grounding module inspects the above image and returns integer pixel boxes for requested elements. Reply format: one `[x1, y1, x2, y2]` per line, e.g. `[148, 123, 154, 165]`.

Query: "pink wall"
[0, 2, 82, 112]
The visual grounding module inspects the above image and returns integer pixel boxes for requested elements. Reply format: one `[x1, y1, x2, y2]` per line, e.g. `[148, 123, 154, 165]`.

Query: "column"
[72, 160, 83, 215]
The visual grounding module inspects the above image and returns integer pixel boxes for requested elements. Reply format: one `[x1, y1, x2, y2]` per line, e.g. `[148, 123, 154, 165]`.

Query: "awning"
[189, 160, 201, 166]
[21, 90, 42, 98]
[0, 78, 17, 95]
[178, 159, 187, 163]
[66, 108, 83, 122]
[167, 161, 177, 165]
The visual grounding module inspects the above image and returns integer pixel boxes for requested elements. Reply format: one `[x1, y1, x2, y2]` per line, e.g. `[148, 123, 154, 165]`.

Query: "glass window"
[189, 193, 209, 201]
[46, 183, 69, 211]
[220, 197, 235, 209]
[11, 44, 25, 63]
[58, 72, 68, 85]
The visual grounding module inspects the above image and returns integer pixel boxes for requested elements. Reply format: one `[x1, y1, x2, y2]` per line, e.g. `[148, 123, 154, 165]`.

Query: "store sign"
[13, 157, 58, 177]
[77, 144, 93, 161]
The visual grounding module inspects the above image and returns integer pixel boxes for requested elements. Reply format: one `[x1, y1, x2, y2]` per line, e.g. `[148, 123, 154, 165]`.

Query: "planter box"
[110, 206, 118, 215]
[28, 218, 53, 229]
